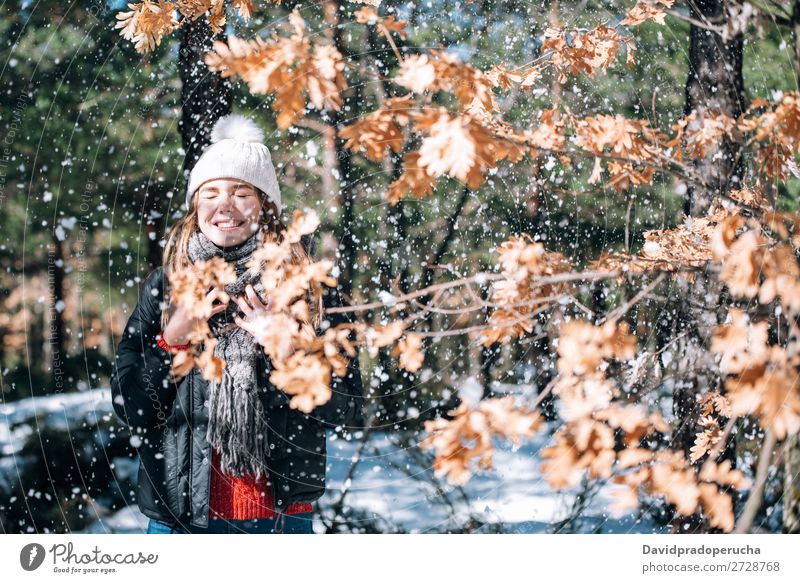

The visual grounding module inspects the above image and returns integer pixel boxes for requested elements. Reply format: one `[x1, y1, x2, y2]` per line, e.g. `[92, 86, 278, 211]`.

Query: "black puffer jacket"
[110, 266, 364, 528]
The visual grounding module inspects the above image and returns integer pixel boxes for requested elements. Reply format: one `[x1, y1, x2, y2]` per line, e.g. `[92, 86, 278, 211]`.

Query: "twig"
[734, 429, 778, 533]
[601, 273, 666, 323]
[325, 269, 625, 314]
[413, 309, 549, 338]
[379, 23, 404, 63]
[663, 9, 727, 35]
[625, 192, 636, 253]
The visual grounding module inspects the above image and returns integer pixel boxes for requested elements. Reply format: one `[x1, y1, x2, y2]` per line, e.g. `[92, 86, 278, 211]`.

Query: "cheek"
[197, 204, 216, 221]
[240, 202, 261, 221]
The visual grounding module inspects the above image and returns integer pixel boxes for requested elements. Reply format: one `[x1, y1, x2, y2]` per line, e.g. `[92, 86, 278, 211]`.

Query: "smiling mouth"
[213, 220, 244, 230]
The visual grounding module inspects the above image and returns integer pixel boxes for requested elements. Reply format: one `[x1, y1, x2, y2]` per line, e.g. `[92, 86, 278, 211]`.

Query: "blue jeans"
[146, 512, 314, 534]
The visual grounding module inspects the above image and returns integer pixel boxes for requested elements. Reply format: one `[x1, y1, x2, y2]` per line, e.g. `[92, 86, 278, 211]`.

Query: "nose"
[216, 190, 235, 211]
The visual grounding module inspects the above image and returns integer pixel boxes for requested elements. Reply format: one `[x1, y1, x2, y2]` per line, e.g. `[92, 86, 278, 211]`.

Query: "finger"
[235, 294, 254, 316]
[206, 288, 229, 303]
[205, 289, 228, 309]
[211, 301, 229, 316]
[237, 286, 255, 310]
[245, 284, 266, 309]
[249, 284, 273, 310]
[199, 288, 221, 316]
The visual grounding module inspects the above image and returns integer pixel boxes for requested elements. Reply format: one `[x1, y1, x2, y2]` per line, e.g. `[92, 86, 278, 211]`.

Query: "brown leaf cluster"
[115, 1, 180, 54]
[481, 234, 571, 346]
[164, 256, 238, 382]
[668, 111, 737, 161]
[541, 319, 638, 487]
[338, 95, 413, 163]
[574, 114, 663, 191]
[542, 24, 636, 84]
[205, 10, 347, 129]
[556, 319, 637, 378]
[711, 309, 800, 441]
[392, 333, 425, 372]
[739, 93, 800, 181]
[389, 109, 527, 201]
[116, 1, 256, 53]
[348, 320, 424, 372]
[728, 188, 772, 212]
[639, 205, 736, 271]
[353, 6, 407, 39]
[394, 49, 499, 114]
[523, 108, 569, 162]
[712, 212, 800, 313]
[541, 417, 616, 488]
[696, 207, 800, 442]
[611, 452, 749, 532]
[269, 351, 332, 413]
[540, 382, 668, 491]
[540, 317, 746, 532]
[364, 321, 405, 356]
[421, 396, 543, 485]
[367, 91, 800, 203]
[386, 151, 438, 204]
[587, 250, 649, 279]
[620, 0, 675, 26]
[689, 391, 732, 463]
[550, 321, 637, 422]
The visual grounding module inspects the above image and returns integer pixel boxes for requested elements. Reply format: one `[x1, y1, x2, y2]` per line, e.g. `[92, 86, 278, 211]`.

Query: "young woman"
[110, 114, 364, 534]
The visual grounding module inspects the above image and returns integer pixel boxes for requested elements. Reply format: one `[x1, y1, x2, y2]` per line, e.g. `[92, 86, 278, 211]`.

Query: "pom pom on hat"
[185, 113, 281, 212]
[210, 113, 265, 144]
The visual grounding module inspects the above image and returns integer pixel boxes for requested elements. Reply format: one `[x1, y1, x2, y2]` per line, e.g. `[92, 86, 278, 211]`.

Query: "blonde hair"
[159, 187, 324, 332]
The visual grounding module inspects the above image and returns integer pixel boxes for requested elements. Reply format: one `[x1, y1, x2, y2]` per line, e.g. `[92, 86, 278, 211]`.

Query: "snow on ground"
[1, 388, 666, 534]
[1, 387, 114, 455]
[319, 429, 665, 533]
[80, 504, 150, 534]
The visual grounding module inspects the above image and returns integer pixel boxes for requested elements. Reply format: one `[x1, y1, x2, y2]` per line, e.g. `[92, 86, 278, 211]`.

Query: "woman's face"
[195, 178, 262, 248]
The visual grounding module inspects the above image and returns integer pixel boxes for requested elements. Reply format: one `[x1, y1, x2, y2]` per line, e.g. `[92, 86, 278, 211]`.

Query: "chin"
[203, 229, 246, 248]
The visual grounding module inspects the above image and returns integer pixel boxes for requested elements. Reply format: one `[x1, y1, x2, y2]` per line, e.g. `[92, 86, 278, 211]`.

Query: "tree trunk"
[793, 1, 800, 87]
[671, 0, 748, 533]
[324, 0, 361, 299]
[178, 17, 232, 180]
[672, 0, 746, 534]
[683, 0, 747, 216]
[785, 432, 800, 532]
[784, 4, 800, 530]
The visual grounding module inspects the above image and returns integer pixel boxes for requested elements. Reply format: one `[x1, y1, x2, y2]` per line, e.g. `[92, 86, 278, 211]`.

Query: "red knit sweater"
[209, 446, 312, 519]
[157, 330, 313, 520]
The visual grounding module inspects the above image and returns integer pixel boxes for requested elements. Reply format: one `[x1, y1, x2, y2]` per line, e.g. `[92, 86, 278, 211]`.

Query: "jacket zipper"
[188, 369, 194, 524]
[258, 351, 287, 515]
[270, 473, 280, 514]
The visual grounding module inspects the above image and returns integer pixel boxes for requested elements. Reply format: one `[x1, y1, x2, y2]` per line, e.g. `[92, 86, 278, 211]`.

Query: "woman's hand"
[233, 284, 275, 346]
[162, 287, 229, 346]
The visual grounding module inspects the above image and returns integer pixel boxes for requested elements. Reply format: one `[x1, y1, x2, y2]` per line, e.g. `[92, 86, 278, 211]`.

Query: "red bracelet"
[157, 330, 191, 352]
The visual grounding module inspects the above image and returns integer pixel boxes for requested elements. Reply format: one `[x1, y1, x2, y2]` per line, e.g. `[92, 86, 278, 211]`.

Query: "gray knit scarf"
[187, 227, 272, 479]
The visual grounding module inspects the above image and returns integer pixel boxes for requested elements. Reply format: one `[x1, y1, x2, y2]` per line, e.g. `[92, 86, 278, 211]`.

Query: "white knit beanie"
[186, 114, 282, 213]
